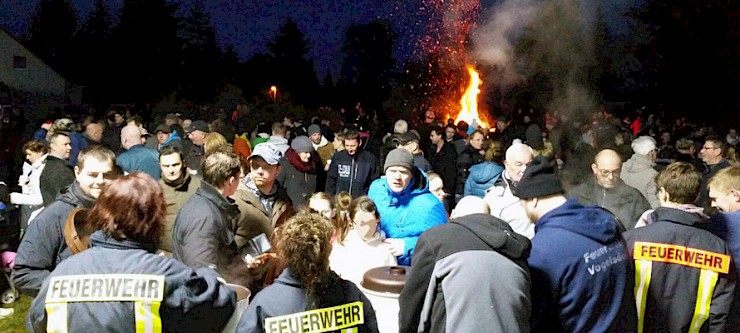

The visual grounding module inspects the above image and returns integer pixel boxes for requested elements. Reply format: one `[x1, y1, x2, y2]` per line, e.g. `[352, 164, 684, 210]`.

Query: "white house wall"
[0, 30, 66, 96]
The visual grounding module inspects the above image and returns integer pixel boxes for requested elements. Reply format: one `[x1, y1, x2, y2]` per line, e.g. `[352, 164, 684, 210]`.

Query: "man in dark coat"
[427, 126, 457, 208]
[172, 150, 242, 271]
[39, 133, 75, 207]
[13, 146, 117, 296]
[568, 149, 651, 230]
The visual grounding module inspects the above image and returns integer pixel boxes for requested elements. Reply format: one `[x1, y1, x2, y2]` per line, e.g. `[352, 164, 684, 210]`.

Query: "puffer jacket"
[368, 169, 447, 265]
[13, 182, 96, 296]
[620, 154, 659, 208]
[26, 231, 236, 333]
[464, 161, 504, 198]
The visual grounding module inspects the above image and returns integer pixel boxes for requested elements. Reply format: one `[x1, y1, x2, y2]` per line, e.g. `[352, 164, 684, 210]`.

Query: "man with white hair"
[484, 142, 535, 238]
[620, 135, 660, 208]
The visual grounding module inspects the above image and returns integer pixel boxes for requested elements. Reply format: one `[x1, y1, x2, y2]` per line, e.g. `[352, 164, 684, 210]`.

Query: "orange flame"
[454, 65, 489, 129]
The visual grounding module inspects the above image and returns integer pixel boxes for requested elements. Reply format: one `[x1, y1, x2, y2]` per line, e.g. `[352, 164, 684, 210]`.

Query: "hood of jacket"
[450, 213, 531, 261]
[623, 154, 654, 174]
[163, 130, 182, 146]
[377, 168, 430, 205]
[537, 198, 621, 244]
[57, 181, 96, 208]
[469, 161, 504, 184]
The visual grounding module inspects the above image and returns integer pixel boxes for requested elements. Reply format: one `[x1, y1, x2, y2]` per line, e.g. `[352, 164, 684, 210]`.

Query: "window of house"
[13, 56, 27, 69]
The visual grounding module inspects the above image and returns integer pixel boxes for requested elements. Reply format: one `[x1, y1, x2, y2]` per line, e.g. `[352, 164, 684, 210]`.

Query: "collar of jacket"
[58, 181, 96, 208]
[197, 181, 239, 218]
[89, 230, 156, 252]
[164, 173, 194, 191]
[628, 153, 655, 168]
[649, 206, 706, 227]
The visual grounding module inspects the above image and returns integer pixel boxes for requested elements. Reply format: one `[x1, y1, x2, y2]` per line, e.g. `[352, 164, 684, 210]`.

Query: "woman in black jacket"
[237, 211, 379, 333]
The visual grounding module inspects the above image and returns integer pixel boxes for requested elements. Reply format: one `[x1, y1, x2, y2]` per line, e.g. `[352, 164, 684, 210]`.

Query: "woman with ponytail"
[237, 211, 379, 333]
[329, 196, 397, 285]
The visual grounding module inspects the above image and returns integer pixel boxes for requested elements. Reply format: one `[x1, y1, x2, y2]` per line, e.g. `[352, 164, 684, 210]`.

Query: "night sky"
[1, 0, 432, 77]
[0, 0, 635, 77]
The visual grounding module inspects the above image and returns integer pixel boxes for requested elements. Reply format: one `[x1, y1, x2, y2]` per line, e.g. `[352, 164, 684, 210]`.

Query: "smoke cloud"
[472, 0, 601, 117]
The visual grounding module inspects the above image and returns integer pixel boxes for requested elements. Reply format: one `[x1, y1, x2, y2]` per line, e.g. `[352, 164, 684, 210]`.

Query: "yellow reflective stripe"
[135, 300, 162, 333]
[634, 259, 653, 333]
[45, 302, 68, 333]
[341, 328, 358, 333]
[689, 269, 718, 333]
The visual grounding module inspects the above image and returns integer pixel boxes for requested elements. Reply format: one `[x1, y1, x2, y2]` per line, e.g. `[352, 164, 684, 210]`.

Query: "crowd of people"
[2, 104, 740, 332]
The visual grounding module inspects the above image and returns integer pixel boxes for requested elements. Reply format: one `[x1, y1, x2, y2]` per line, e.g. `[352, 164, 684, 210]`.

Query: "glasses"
[597, 169, 621, 177]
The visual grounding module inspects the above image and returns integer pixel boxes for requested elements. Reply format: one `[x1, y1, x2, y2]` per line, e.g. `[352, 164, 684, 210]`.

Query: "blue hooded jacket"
[528, 198, 636, 332]
[368, 169, 447, 266]
[464, 161, 504, 198]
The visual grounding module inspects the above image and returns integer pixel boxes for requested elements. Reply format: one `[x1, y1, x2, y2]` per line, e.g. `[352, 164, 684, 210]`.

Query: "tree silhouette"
[27, 0, 78, 78]
[337, 20, 397, 114]
[72, 0, 111, 105]
[267, 19, 320, 108]
[179, 4, 222, 103]
[629, 0, 740, 115]
[110, 0, 181, 105]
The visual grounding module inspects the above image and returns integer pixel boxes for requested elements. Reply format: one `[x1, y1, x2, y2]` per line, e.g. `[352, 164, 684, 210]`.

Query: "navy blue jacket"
[237, 268, 378, 333]
[325, 150, 378, 198]
[529, 198, 636, 332]
[116, 144, 161, 180]
[13, 182, 96, 297]
[26, 231, 235, 333]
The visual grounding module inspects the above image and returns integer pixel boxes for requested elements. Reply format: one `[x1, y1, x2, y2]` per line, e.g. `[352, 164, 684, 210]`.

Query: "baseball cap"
[185, 120, 209, 133]
[248, 142, 282, 165]
[393, 131, 420, 146]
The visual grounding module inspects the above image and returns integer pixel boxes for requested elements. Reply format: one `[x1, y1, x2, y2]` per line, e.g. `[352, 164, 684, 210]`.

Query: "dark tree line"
[20, 0, 740, 120]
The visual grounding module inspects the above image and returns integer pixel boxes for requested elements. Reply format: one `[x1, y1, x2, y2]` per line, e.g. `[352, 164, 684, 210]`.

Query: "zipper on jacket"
[349, 158, 355, 194]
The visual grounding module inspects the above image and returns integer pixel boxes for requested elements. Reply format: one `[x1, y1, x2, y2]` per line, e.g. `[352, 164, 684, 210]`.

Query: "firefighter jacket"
[624, 207, 736, 333]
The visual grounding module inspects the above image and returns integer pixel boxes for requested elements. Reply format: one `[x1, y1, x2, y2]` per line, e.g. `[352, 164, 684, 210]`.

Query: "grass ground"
[0, 294, 32, 333]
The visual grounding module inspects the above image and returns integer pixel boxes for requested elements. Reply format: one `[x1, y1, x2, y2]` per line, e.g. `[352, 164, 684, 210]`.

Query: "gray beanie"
[308, 124, 321, 136]
[384, 148, 414, 173]
[291, 136, 314, 153]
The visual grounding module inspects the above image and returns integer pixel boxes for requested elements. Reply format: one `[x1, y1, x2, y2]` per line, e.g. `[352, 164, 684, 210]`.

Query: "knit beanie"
[307, 124, 321, 136]
[517, 156, 563, 200]
[384, 148, 414, 173]
[291, 136, 314, 153]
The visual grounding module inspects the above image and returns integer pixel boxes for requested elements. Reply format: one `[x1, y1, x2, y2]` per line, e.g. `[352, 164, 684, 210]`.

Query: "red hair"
[88, 172, 166, 244]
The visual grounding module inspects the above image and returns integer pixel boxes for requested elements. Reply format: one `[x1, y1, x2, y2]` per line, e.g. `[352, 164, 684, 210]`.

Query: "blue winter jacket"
[528, 198, 636, 332]
[464, 161, 504, 198]
[368, 169, 447, 266]
[116, 144, 161, 180]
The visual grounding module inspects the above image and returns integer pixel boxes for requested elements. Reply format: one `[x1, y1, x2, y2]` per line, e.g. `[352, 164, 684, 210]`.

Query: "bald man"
[451, 196, 490, 218]
[83, 123, 104, 145]
[567, 149, 650, 230]
[116, 124, 161, 179]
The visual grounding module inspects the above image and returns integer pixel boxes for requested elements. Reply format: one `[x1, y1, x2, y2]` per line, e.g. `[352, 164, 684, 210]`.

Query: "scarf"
[286, 148, 317, 174]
